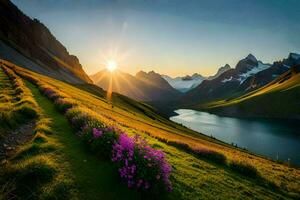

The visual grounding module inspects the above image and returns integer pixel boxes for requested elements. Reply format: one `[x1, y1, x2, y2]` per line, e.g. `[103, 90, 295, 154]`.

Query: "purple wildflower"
[92, 128, 103, 138]
[112, 133, 172, 191]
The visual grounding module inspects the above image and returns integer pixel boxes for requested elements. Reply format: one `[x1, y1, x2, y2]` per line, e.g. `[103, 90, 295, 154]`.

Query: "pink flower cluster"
[112, 134, 172, 192]
[112, 133, 136, 186]
[135, 136, 172, 191]
[92, 128, 103, 138]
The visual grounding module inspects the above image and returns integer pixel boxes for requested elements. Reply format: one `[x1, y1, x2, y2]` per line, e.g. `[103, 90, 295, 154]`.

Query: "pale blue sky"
[12, 0, 300, 77]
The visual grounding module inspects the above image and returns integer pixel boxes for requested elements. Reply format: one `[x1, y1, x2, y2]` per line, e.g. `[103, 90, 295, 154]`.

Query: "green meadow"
[0, 60, 299, 200]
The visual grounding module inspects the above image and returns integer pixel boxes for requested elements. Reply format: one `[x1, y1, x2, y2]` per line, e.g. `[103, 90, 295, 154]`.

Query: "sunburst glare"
[106, 60, 117, 72]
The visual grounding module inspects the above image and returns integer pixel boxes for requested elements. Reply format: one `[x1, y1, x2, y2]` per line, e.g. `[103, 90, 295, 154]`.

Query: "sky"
[12, 0, 300, 77]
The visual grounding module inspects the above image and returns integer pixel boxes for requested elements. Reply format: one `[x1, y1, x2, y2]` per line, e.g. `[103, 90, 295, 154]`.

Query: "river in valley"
[170, 109, 300, 165]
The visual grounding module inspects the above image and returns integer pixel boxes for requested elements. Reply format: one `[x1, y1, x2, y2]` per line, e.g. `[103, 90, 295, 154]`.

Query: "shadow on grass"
[12, 143, 57, 161]
[3, 158, 57, 199]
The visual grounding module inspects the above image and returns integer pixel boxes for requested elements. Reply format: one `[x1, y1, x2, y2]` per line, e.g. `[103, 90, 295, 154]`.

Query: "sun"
[106, 60, 117, 72]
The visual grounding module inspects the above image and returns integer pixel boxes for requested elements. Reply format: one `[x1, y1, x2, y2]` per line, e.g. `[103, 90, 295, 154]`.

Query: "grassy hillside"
[1, 59, 300, 199]
[0, 64, 39, 134]
[199, 65, 300, 119]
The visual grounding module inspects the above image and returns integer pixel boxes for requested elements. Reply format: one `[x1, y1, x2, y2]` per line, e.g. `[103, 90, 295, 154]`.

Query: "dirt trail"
[0, 121, 35, 165]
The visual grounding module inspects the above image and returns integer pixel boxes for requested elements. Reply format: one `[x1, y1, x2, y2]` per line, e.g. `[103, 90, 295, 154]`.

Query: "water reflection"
[170, 109, 300, 165]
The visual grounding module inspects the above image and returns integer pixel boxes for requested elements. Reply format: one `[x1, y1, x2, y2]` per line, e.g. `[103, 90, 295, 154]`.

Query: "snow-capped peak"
[162, 74, 205, 92]
[237, 61, 271, 84]
[221, 61, 271, 84]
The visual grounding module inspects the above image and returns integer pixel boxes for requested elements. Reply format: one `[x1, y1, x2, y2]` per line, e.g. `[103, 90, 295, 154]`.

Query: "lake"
[170, 109, 300, 165]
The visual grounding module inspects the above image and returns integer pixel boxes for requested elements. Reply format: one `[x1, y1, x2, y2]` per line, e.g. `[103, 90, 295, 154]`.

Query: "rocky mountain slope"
[207, 64, 231, 80]
[0, 0, 92, 83]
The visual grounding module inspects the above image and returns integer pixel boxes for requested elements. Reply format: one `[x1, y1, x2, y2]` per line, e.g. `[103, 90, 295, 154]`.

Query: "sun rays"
[105, 70, 146, 103]
[94, 68, 147, 103]
[94, 46, 147, 103]
[106, 60, 117, 72]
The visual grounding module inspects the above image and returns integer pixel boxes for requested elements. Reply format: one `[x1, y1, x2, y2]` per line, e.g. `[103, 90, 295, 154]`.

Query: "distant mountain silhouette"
[90, 69, 181, 102]
[0, 0, 92, 83]
[162, 65, 232, 93]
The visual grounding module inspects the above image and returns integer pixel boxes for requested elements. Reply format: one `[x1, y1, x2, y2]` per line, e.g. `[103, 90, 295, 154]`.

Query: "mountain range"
[90, 52, 300, 119]
[161, 64, 231, 93]
[182, 53, 300, 108]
